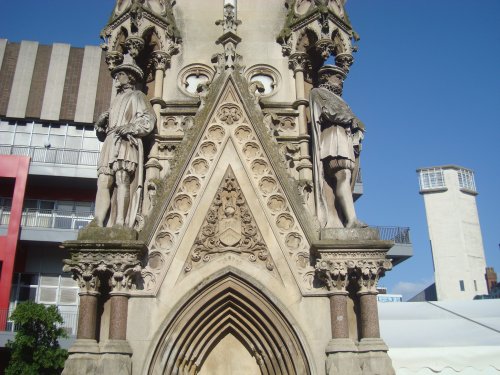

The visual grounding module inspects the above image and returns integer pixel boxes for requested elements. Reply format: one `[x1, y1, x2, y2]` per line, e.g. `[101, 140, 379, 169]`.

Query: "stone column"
[316, 258, 361, 375]
[288, 52, 312, 181]
[62, 260, 102, 354]
[151, 51, 170, 125]
[61, 237, 146, 375]
[355, 259, 396, 375]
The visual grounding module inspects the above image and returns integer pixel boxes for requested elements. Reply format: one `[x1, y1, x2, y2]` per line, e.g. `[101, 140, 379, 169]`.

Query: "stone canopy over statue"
[310, 65, 367, 229]
[94, 63, 156, 228]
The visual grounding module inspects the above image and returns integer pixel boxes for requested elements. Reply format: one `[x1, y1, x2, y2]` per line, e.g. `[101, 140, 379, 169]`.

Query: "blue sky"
[1, 1, 499, 299]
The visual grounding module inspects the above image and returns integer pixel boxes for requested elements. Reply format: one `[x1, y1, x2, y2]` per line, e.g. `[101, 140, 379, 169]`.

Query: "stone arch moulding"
[145, 270, 313, 375]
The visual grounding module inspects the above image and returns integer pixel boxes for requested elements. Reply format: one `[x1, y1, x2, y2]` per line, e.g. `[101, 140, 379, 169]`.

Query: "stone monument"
[61, 1, 396, 374]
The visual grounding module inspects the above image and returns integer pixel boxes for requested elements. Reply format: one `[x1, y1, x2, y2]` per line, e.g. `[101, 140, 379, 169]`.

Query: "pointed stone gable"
[138, 72, 319, 295]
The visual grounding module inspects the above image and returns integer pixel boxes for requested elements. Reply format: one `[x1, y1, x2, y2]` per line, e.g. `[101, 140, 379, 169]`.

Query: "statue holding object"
[310, 65, 367, 229]
[94, 63, 156, 228]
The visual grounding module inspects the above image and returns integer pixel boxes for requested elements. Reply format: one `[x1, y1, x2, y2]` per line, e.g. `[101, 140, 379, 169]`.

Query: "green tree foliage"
[6, 301, 68, 375]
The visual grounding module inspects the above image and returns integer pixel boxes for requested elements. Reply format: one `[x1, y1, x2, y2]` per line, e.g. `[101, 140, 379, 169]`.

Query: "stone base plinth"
[326, 338, 361, 375]
[320, 227, 379, 241]
[78, 223, 138, 241]
[62, 341, 133, 375]
[358, 338, 395, 375]
[99, 353, 132, 375]
[68, 339, 100, 354]
[62, 353, 99, 375]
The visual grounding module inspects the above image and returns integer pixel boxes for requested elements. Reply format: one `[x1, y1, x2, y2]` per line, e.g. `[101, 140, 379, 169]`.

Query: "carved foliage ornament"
[315, 253, 392, 293]
[63, 251, 143, 294]
[185, 169, 274, 273]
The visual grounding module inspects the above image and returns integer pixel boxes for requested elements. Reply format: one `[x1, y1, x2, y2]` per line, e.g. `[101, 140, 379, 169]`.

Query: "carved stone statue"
[310, 65, 366, 228]
[94, 63, 156, 228]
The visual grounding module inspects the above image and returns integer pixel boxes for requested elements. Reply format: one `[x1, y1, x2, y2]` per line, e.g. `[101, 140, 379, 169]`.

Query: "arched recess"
[147, 272, 312, 375]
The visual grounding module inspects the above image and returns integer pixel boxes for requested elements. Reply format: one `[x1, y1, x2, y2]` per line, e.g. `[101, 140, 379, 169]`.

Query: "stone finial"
[215, 3, 241, 34]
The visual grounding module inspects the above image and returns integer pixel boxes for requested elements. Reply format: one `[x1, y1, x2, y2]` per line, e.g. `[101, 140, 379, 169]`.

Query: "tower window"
[418, 168, 445, 191]
[457, 168, 476, 192]
[459, 280, 465, 291]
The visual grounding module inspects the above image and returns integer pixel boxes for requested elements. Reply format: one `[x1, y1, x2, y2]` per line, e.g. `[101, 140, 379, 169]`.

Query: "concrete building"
[0, 1, 418, 374]
[417, 165, 488, 301]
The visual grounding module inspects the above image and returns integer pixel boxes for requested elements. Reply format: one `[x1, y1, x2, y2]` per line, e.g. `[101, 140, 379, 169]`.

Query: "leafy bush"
[6, 301, 68, 375]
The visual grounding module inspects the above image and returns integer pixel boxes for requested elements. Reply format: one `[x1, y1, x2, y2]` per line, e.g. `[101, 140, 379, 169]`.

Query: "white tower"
[417, 165, 488, 300]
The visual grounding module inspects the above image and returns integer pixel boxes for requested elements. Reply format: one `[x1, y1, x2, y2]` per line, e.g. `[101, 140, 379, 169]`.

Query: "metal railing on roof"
[0, 144, 99, 166]
[375, 226, 411, 244]
[0, 207, 94, 230]
[0, 308, 78, 336]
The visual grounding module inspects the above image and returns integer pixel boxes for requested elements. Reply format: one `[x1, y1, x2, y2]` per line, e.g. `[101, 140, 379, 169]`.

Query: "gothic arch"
[146, 270, 312, 375]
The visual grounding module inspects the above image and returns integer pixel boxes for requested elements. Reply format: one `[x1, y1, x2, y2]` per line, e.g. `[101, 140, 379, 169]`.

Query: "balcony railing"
[0, 308, 78, 336]
[0, 207, 94, 230]
[375, 226, 411, 244]
[0, 144, 99, 166]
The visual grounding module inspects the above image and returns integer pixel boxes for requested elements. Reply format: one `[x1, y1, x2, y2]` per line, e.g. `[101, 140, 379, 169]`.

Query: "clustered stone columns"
[61, 239, 146, 375]
[288, 52, 313, 181]
[313, 229, 395, 375]
[151, 50, 171, 122]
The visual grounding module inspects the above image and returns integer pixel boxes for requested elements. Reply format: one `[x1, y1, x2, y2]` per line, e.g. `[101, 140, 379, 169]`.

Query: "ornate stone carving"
[315, 250, 393, 293]
[355, 258, 393, 293]
[215, 3, 241, 34]
[288, 52, 310, 73]
[151, 50, 171, 71]
[105, 51, 124, 71]
[315, 39, 336, 60]
[62, 242, 146, 294]
[218, 104, 243, 125]
[185, 169, 275, 273]
[335, 52, 354, 73]
[94, 63, 155, 228]
[125, 36, 145, 58]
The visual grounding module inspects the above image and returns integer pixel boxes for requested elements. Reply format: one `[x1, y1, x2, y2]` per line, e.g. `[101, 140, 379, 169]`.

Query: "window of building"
[459, 280, 465, 291]
[457, 168, 476, 192]
[418, 168, 446, 191]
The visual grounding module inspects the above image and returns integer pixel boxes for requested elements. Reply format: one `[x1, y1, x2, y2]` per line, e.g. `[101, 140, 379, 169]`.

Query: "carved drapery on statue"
[94, 64, 156, 228]
[310, 65, 365, 228]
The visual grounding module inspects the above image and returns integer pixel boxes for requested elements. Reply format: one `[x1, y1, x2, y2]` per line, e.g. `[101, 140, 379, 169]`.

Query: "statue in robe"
[94, 63, 156, 228]
[310, 65, 366, 228]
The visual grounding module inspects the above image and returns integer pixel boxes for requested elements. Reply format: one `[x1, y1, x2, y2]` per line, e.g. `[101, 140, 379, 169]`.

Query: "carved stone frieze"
[263, 113, 297, 136]
[184, 169, 275, 274]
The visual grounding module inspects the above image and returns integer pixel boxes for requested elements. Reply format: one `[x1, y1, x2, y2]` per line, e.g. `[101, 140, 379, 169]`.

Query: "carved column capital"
[125, 36, 145, 58]
[151, 51, 171, 72]
[105, 51, 124, 71]
[315, 259, 351, 293]
[315, 39, 336, 60]
[105, 252, 143, 294]
[63, 257, 101, 294]
[335, 53, 354, 73]
[62, 240, 147, 295]
[354, 258, 393, 294]
[288, 52, 310, 73]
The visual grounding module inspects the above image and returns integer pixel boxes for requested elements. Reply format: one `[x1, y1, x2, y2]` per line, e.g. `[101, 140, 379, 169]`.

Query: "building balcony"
[0, 207, 94, 242]
[375, 226, 413, 265]
[0, 144, 98, 179]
